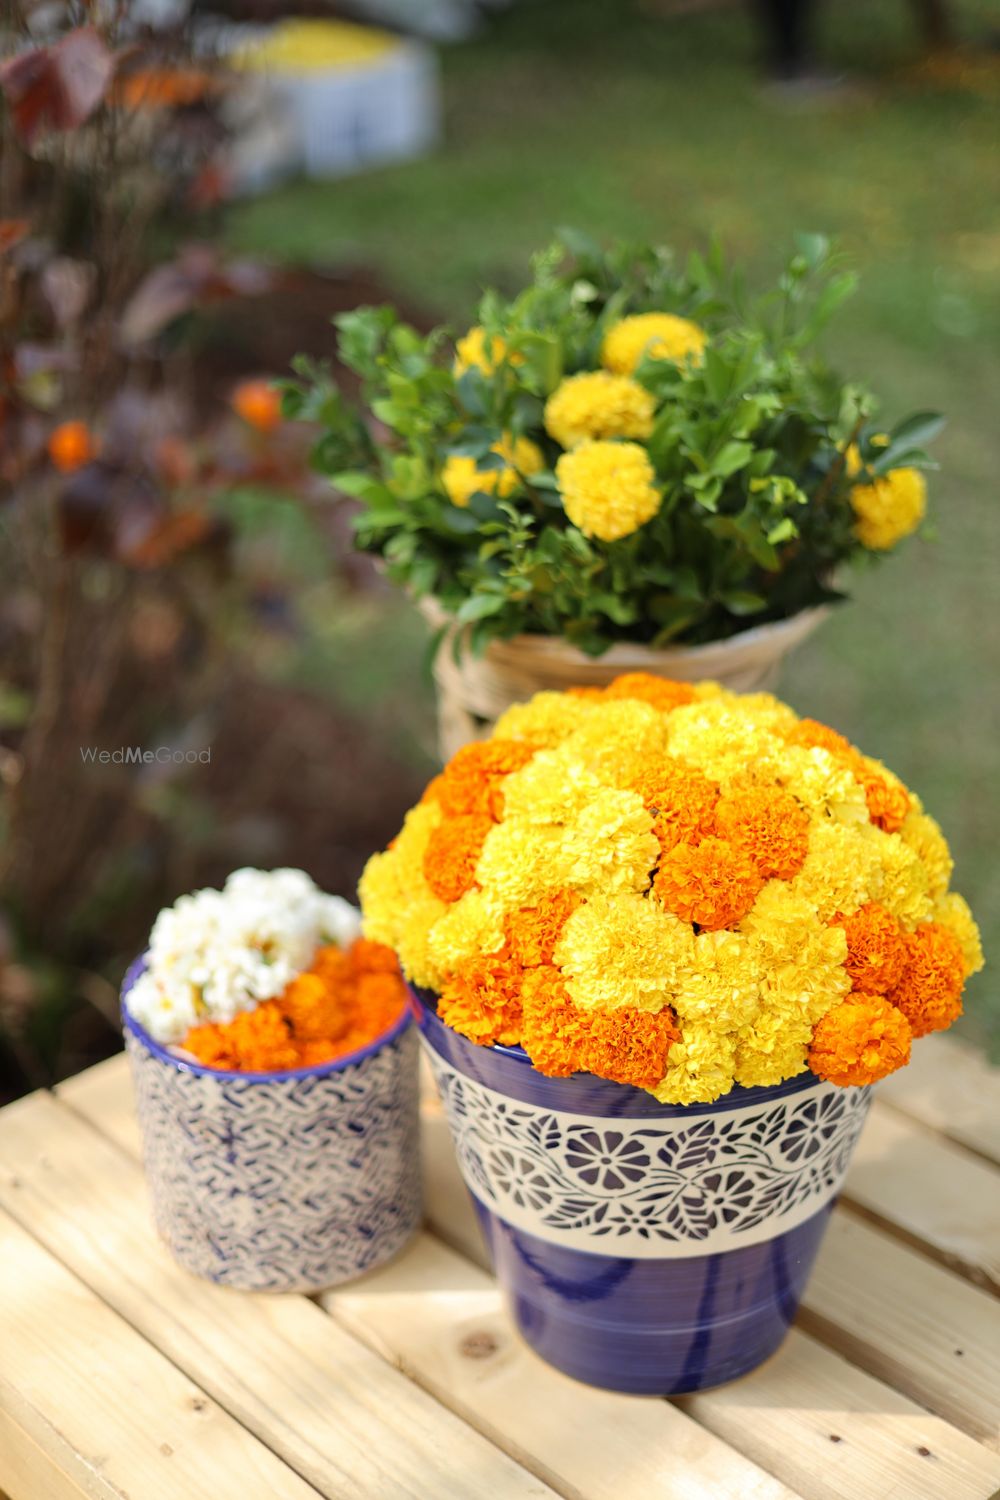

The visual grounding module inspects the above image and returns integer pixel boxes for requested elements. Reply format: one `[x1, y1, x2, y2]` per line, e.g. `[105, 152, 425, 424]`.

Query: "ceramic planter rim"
[411, 985, 831, 1116]
[121, 954, 413, 1085]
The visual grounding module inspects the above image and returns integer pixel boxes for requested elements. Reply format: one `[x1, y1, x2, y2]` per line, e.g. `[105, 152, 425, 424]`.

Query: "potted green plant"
[289, 233, 941, 756]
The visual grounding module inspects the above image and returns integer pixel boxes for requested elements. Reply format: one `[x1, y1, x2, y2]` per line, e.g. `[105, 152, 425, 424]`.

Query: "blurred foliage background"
[1, 0, 997, 1096]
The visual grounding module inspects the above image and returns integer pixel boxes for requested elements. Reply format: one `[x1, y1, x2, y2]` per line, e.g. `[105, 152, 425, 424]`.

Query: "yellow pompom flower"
[544, 371, 656, 450]
[849, 465, 927, 551]
[555, 893, 695, 1014]
[454, 326, 518, 376]
[900, 809, 954, 900]
[441, 435, 545, 508]
[601, 312, 707, 376]
[556, 439, 661, 542]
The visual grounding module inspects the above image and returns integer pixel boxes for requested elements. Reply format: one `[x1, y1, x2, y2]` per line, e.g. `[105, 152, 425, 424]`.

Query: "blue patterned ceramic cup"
[123, 958, 421, 1292]
[415, 988, 872, 1395]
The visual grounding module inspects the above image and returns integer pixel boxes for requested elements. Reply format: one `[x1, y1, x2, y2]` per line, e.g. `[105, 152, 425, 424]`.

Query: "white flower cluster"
[125, 868, 360, 1044]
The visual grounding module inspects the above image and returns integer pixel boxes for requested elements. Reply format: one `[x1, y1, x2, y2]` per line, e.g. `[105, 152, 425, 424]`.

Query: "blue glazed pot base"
[475, 1196, 833, 1394]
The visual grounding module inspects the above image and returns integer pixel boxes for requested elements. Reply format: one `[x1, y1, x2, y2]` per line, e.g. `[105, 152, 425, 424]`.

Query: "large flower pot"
[415, 990, 871, 1395]
[123, 958, 421, 1292]
[420, 599, 827, 758]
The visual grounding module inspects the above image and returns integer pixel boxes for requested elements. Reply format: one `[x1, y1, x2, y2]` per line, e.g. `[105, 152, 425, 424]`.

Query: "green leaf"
[712, 440, 754, 478]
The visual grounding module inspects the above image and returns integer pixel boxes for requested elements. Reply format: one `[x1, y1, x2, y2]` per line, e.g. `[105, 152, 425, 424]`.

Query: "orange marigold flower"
[180, 936, 408, 1073]
[713, 784, 810, 881]
[853, 762, 910, 834]
[504, 889, 581, 968]
[435, 739, 537, 820]
[888, 922, 966, 1037]
[833, 903, 907, 994]
[785, 718, 853, 757]
[653, 835, 762, 931]
[48, 420, 98, 473]
[631, 761, 719, 855]
[603, 673, 697, 714]
[520, 966, 679, 1089]
[422, 812, 493, 903]
[437, 953, 524, 1048]
[808, 994, 912, 1086]
[232, 379, 282, 433]
[348, 937, 402, 975]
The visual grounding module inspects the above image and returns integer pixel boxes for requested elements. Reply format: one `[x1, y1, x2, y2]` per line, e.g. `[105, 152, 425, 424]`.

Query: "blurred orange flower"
[232, 379, 282, 433]
[48, 420, 98, 473]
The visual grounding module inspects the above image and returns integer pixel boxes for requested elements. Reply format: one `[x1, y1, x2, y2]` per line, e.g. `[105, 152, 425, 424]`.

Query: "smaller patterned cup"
[123, 958, 421, 1292]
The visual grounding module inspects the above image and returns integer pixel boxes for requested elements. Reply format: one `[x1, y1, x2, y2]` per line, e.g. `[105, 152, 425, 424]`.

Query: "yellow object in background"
[234, 19, 399, 75]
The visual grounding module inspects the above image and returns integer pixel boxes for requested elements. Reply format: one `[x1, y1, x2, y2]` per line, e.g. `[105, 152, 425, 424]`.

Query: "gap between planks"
[58, 1054, 1000, 1500]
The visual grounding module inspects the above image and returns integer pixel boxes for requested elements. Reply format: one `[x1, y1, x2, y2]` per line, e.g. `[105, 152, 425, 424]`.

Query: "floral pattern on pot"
[426, 1049, 871, 1257]
[125, 1005, 421, 1292]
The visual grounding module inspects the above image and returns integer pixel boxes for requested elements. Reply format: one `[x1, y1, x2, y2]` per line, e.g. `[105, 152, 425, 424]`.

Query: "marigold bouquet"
[289, 232, 942, 656]
[360, 676, 981, 1103]
[126, 868, 408, 1072]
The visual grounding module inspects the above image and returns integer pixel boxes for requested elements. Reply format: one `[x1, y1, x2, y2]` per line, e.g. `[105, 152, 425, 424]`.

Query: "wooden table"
[1, 1035, 998, 1500]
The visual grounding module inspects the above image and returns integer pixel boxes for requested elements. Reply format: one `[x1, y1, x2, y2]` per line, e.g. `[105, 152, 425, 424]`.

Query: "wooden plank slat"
[0, 1206, 321, 1500]
[60, 1061, 797, 1500]
[678, 1328, 1000, 1500]
[0, 1091, 556, 1500]
[422, 1101, 1000, 1453]
[877, 1035, 1000, 1166]
[326, 1233, 800, 1500]
[844, 1103, 1000, 1293]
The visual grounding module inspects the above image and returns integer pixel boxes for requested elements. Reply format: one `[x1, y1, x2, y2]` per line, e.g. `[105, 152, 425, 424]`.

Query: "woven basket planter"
[421, 600, 827, 759]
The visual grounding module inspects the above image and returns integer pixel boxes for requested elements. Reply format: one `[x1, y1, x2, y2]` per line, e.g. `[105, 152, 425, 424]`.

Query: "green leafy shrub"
[288, 232, 941, 657]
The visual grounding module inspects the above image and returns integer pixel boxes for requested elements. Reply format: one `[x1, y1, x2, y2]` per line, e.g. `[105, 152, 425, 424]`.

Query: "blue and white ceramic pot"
[415, 990, 872, 1395]
[122, 959, 421, 1293]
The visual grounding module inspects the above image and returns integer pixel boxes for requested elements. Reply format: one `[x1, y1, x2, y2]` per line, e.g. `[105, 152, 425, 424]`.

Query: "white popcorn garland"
[125, 868, 360, 1044]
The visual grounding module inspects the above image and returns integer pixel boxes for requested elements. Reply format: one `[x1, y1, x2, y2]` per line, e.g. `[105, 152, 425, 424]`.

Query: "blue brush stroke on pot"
[414, 987, 863, 1395]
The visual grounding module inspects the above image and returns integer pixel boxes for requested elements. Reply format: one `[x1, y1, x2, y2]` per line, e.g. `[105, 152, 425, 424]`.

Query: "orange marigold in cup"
[48, 420, 98, 473]
[521, 965, 680, 1089]
[653, 835, 762, 931]
[808, 994, 912, 1086]
[181, 933, 409, 1072]
[438, 951, 523, 1048]
[833, 903, 907, 994]
[232, 378, 282, 433]
[887, 922, 966, 1037]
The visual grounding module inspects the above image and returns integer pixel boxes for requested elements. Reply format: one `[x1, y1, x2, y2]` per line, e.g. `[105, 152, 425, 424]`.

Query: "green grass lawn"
[226, 0, 1000, 1052]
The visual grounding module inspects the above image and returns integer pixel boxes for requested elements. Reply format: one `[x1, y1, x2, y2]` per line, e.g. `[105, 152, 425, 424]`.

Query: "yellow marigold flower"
[869, 829, 934, 931]
[850, 466, 927, 550]
[500, 749, 605, 826]
[428, 888, 506, 973]
[493, 691, 593, 748]
[556, 439, 661, 543]
[932, 892, 984, 977]
[359, 802, 447, 989]
[544, 371, 656, 450]
[442, 435, 545, 508]
[733, 1034, 811, 1090]
[786, 820, 885, 923]
[654, 1023, 736, 1106]
[561, 787, 660, 896]
[559, 698, 671, 784]
[601, 312, 707, 376]
[454, 325, 519, 376]
[554, 893, 695, 1013]
[774, 745, 870, 826]
[473, 820, 580, 910]
[671, 929, 761, 1032]
[899, 808, 954, 900]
